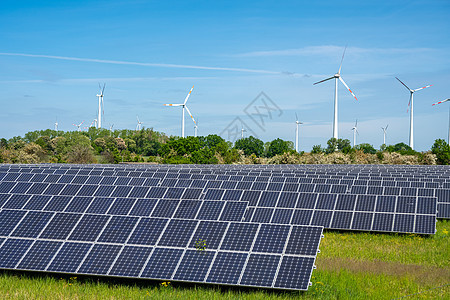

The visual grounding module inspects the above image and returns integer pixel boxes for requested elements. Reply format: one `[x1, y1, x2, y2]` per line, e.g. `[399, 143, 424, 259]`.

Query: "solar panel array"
[0, 163, 448, 291]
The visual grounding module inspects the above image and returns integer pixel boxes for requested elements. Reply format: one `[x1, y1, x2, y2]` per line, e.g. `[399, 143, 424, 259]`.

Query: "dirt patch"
[316, 257, 450, 286]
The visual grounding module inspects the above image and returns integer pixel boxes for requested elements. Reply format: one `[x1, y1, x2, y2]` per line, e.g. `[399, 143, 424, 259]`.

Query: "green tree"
[326, 138, 352, 154]
[311, 145, 323, 154]
[355, 143, 377, 154]
[431, 139, 450, 165]
[266, 138, 291, 157]
[234, 136, 264, 156]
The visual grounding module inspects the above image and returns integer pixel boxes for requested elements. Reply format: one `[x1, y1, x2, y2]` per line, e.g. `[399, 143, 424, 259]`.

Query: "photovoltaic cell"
[240, 254, 280, 287]
[17, 240, 62, 270]
[109, 246, 153, 277]
[0, 238, 33, 268]
[173, 250, 215, 281]
[47, 242, 92, 273]
[78, 244, 121, 275]
[206, 252, 247, 284]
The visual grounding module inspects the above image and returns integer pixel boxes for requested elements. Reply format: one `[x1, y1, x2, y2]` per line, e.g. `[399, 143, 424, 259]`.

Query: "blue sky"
[0, 0, 449, 151]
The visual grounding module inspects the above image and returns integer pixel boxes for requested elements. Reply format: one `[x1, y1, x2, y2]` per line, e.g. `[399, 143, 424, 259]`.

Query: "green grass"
[0, 221, 448, 299]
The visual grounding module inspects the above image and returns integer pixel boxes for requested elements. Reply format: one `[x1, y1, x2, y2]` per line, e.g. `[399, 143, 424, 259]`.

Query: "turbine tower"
[351, 119, 359, 147]
[381, 125, 389, 145]
[395, 77, 432, 150]
[432, 98, 450, 144]
[72, 121, 84, 132]
[54, 118, 58, 132]
[295, 113, 303, 152]
[96, 83, 106, 129]
[194, 119, 198, 137]
[136, 116, 143, 131]
[241, 126, 247, 139]
[313, 46, 358, 139]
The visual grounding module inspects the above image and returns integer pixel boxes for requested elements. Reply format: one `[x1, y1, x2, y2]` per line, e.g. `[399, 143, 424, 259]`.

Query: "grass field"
[0, 220, 448, 299]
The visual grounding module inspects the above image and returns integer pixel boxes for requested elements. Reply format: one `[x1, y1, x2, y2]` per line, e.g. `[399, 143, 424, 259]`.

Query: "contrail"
[0, 52, 283, 75]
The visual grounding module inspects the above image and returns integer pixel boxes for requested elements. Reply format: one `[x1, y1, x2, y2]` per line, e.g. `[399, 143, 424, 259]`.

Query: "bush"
[431, 139, 450, 165]
[266, 138, 291, 157]
[234, 136, 264, 156]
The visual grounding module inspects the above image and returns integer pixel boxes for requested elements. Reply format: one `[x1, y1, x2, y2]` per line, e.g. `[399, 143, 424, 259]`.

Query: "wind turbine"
[313, 46, 358, 140]
[96, 83, 106, 129]
[395, 77, 432, 150]
[432, 98, 450, 144]
[72, 121, 84, 132]
[194, 119, 198, 137]
[241, 126, 247, 139]
[109, 124, 114, 136]
[381, 125, 389, 145]
[136, 116, 143, 131]
[54, 117, 58, 132]
[295, 113, 303, 152]
[351, 119, 359, 147]
[164, 85, 195, 138]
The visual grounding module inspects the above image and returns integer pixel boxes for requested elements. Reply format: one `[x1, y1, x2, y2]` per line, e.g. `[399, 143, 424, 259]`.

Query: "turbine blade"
[395, 77, 411, 91]
[432, 98, 450, 106]
[414, 84, 432, 92]
[295, 112, 298, 122]
[185, 106, 196, 124]
[102, 83, 106, 94]
[184, 85, 194, 105]
[164, 103, 183, 107]
[339, 77, 358, 100]
[313, 76, 334, 85]
[338, 45, 347, 74]
[137, 116, 140, 122]
[386, 124, 388, 130]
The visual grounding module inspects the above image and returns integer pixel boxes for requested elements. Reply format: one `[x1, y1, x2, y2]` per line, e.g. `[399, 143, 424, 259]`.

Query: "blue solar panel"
[220, 223, 258, 251]
[240, 254, 280, 287]
[17, 240, 62, 270]
[141, 248, 183, 279]
[40, 213, 82, 239]
[0, 238, 33, 268]
[11, 211, 53, 238]
[157, 219, 197, 247]
[68, 214, 110, 242]
[78, 244, 121, 274]
[3, 194, 31, 209]
[127, 218, 168, 245]
[107, 198, 136, 215]
[220, 201, 248, 222]
[206, 252, 247, 284]
[109, 246, 153, 277]
[98, 216, 138, 243]
[274, 256, 315, 290]
[129, 198, 158, 217]
[46, 242, 92, 273]
[173, 250, 215, 281]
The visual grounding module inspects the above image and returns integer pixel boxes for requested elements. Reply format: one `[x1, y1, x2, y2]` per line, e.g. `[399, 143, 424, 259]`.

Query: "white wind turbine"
[314, 46, 358, 140]
[194, 118, 198, 137]
[432, 98, 450, 144]
[72, 121, 84, 132]
[136, 116, 143, 131]
[395, 77, 432, 150]
[164, 85, 195, 138]
[109, 124, 114, 136]
[295, 113, 303, 152]
[351, 119, 359, 147]
[96, 83, 106, 129]
[241, 126, 247, 139]
[54, 117, 58, 132]
[381, 125, 389, 145]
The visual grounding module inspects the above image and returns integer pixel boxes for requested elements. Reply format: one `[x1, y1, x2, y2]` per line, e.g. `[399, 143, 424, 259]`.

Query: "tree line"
[0, 128, 449, 165]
